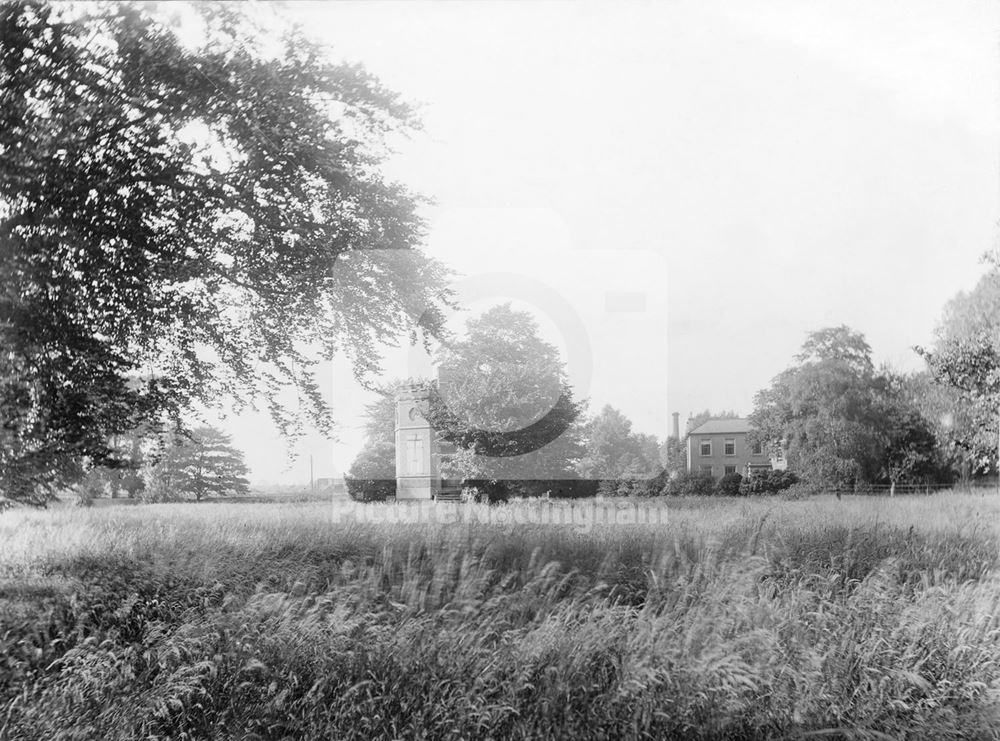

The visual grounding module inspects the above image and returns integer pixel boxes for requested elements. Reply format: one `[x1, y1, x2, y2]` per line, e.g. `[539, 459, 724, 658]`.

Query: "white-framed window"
[751, 441, 763, 455]
[699, 440, 712, 456]
[724, 438, 735, 456]
[724, 465, 737, 476]
[700, 465, 713, 476]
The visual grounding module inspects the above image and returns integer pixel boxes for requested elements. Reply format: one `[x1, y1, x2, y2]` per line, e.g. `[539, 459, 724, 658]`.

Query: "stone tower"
[394, 384, 440, 500]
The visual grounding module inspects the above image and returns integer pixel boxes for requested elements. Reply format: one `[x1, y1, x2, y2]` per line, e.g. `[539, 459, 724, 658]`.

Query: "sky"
[203, 1, 1000, 484]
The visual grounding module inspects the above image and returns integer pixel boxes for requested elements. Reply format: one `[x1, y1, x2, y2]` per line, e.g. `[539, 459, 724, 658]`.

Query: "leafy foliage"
[580, 405, 663, 496]
[751, 326, 942, 490]
[344, 379, 440, 501]
[738, 469, 799, 496]
[147, 426, 250, 501]
[426, 305, 586, 500]
[345, 441, 396, 502]
[875, 373, 952, 492]
[659, 435, 686, 477]
[715, 471, 743, 496]
[664, 470, 716, 497]
[917, 269, 1000, 477]
[0, 1, 450, 500]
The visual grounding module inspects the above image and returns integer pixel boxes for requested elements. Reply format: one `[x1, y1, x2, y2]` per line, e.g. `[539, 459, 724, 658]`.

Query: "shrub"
[465, 479, 510, 504]
[716, 472, 743, 496]
[664, 470, 715, 497]
[548, 479, 600, 499]
[739, 469, 799, 495]
[345, 476, 395, 502]
[595, 475, 662, 498]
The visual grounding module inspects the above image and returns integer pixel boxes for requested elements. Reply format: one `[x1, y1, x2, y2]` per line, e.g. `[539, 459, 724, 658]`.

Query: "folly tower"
[394, 384, 441, 500]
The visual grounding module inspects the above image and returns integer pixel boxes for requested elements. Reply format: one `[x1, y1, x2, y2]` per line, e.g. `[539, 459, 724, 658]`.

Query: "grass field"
[1, 493, 999, 739]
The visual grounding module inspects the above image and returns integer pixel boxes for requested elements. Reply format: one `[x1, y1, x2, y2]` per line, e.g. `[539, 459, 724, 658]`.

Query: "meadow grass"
[1, 493, 999, 739]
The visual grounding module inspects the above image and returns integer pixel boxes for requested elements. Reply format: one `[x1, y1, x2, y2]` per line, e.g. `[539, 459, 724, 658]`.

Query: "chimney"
[672, 412, 680, 440]
[686, 413, 694, 434]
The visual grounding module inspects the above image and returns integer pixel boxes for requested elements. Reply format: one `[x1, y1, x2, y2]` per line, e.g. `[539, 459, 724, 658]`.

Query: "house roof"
[688, 418, 753, 435]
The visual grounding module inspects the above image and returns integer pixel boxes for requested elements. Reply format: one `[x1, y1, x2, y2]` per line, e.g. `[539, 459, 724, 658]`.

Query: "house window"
[724, 465, 737, 476]
[699, 440, 711, 456]
[751, 441, 763, 455]
[724, 439, 735, 456]
[700, 465, 713, 476]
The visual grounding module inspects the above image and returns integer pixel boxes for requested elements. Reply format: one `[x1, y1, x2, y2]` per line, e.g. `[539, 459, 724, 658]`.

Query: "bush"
[595, 475, 662, 498]
[547, 479, 600, 499]
[738, 469, 799, 495]
[664, 470, 715, 497]
[466, 479, 510, 505]
[345, 477, 395, 502]
[716, 472, 743, 497]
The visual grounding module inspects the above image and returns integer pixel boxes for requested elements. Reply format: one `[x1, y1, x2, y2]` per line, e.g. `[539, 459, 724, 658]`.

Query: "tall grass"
[2, 493, 1000, 739]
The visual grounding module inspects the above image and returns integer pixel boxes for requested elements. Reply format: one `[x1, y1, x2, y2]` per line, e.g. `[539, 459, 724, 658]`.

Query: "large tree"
[426, 305, 586, 500]
[917, 268, 1000, 478]
[147, 425, 250, 501]
[750, 326, 942, 491]
[875, 371, 950, 495]
[579, 405, 662, 496]
[0, 2, 450, 502]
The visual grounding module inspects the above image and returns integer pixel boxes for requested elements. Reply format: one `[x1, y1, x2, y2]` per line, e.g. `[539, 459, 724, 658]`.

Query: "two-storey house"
[685, 418, 785, 478]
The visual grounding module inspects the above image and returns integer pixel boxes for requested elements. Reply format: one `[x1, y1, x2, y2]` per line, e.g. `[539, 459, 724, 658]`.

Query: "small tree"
[876, 382, 946, 495]
[346, 440, 396, 502]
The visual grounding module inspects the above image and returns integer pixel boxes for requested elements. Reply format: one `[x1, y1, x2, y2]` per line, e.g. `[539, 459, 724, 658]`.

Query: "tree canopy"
[147, 425, 250, 501]
[917, 268, 1000, 477]
[426, 304, 586, 498]
[750, 326, 943, 491]
[579, 404, 662, 496]
[0, 2, 450, 501]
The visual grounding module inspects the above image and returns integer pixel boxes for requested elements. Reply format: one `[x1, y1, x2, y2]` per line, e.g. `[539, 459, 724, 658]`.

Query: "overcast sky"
[210, 0, 1000, 484]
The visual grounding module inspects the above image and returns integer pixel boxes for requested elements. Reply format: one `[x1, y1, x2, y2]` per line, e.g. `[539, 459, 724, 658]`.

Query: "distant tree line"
[350, 265, 1000, 501]
[75, 425, 250, 505]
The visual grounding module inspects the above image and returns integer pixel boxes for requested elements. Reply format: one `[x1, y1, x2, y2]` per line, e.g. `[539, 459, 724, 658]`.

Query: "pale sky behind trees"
[204, 1, 1000, 484]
